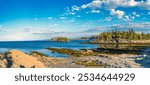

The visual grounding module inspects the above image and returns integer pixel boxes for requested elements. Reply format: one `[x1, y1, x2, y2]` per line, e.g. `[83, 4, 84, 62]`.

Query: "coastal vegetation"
[45, 47, 141, 68]
[88, 29, 150, 44]
[46, 48, 99, 57]
[50, 37, 70, 42]
[30, 51, 49, 57]
[75, 60, 107, 67]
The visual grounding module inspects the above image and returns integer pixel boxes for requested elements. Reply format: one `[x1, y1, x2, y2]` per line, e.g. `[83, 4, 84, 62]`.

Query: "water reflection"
[99, 44, 150, 68]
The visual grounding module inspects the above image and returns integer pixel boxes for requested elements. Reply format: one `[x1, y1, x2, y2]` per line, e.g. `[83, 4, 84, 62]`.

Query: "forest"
[88, 29, 150, 44]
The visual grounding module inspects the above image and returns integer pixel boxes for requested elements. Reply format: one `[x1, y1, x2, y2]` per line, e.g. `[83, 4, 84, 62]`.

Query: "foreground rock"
[51, 54, 141, 68]
[0, 50, 64, 68]
[0, 50, 46, 68]
[0, 49, 142, 68]
[0, 53, 7, 68]
[47, 48, 141, 68]
[93, 54, 141, 68]
[31, 52, 64, 67]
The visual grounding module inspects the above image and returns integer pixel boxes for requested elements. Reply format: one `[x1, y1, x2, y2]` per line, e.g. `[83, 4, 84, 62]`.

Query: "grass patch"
[30, 51, 49, 57]
[46, 48, 98, 57]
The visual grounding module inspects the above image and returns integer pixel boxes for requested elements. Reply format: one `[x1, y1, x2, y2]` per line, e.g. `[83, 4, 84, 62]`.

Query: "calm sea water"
[0, 40, 98, 58]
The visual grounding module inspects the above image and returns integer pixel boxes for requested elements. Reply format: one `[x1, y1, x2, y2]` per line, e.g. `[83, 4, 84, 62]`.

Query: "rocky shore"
[0, 49, 142, 68]
[0, 50, 63, 68]
[83, 38, 150, 44]
[50, 53, 141, 68]
[47, 48, 142, 68]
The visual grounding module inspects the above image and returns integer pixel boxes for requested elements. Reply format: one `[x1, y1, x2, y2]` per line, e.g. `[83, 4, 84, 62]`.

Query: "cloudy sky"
[0, 0, 150, 41]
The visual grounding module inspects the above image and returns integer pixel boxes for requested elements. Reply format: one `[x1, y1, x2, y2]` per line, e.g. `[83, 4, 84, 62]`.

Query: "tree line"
[98, 29, 150, 41]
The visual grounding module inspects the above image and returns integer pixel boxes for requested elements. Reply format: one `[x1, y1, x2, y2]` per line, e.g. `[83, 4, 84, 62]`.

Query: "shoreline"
[0, 49, 142, 68]
[46, 47, 144, 68]
[49, 53, 142, 68]
[81, 42, 150, 45]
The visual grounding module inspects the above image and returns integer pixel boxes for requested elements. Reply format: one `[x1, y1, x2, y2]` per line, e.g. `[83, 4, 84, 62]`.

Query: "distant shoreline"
[81, 40, 150, 44]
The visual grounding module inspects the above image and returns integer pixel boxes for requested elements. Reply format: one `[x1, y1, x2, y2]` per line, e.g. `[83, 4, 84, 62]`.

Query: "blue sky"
[0, 0, 150, 41]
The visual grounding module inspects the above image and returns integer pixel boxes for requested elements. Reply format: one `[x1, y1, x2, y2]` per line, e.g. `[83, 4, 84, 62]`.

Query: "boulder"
[6, 50, 46, 68]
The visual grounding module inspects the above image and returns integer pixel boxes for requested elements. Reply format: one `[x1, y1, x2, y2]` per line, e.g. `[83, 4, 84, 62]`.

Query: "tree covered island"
[50, 37, 70, 42]
[88, 29, 150, 44]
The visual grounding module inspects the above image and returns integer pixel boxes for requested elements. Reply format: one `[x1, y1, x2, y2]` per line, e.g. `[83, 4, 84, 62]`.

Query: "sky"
[0, 0, 150, 41]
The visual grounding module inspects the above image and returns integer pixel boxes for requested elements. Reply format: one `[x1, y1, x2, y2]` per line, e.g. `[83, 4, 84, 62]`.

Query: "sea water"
[0, 40, 98, 58]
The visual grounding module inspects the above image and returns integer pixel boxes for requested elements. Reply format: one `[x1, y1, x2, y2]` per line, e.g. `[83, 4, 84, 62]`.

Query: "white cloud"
[109, 22, 150, 30]
[64, 7, 75, 15]
[124, 15, 130, 21]
[46, 22, 150, 38]
[49, 27, 108, 38]
[105, 17, 112, 21]
[123, 14, 136, 21]
[63, 5, 80, 16]
[131, 16, 135, 20]
[91, 10, 100, 13]
[104, 0, 124, 9]
[79, 0, 147, 20]
[79, 0, 150, 18]
[81, 0, 141, 10]
[72, 5, 80, 11]
[71, 12, 76, 15]
[132, 11, 140, 17]
[140, 0, 150, 10]
[132, 12, 136, 15]
[0, 26, 53, 41]
[81, 0, 102, 9]
[60, 17, 67, 20]
[135, 14, 140, 17]
[123, 0, 140, 7]
[110, 9, 125, 19]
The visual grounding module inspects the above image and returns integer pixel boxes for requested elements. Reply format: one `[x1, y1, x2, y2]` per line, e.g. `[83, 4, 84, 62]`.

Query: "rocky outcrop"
[31, 52, 63, 67]
[49, 53, 141, 68]
[0, 50, 46, 68]
[0, 54, 8, 68]
[95, 54, 141, 68]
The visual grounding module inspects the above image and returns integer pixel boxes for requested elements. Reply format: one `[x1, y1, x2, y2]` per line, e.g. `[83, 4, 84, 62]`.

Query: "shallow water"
[0, 40, 98, 58]
[136, 48, 150, 68]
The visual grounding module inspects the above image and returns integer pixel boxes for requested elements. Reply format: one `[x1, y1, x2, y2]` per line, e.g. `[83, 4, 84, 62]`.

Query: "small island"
[50, 37, 70, 42]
